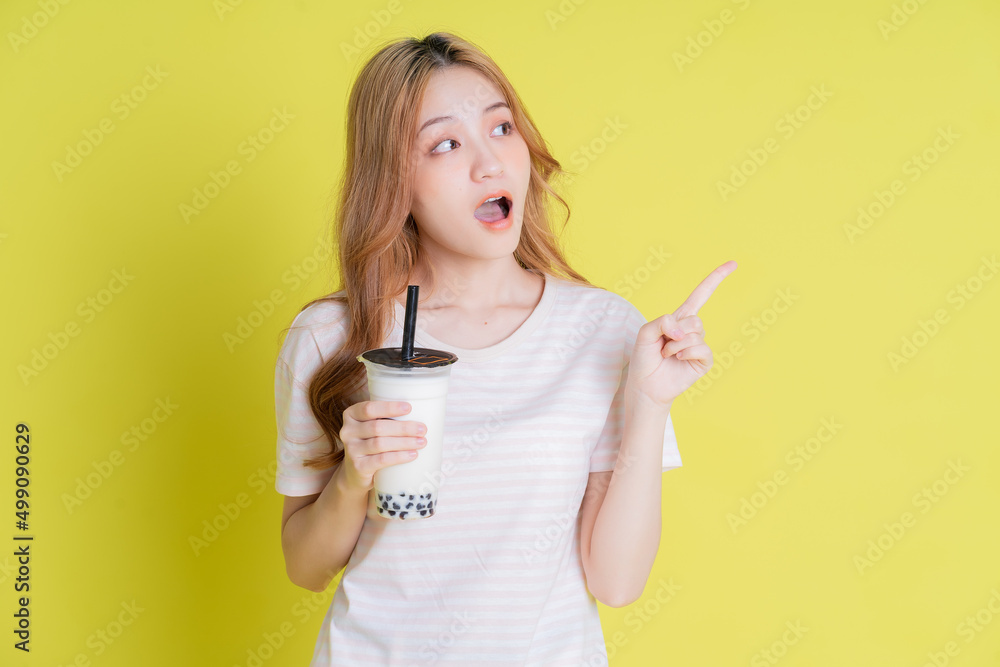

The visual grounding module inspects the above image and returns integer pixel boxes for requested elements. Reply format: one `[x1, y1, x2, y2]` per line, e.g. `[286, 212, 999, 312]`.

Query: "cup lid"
[359, 347, 458, 369]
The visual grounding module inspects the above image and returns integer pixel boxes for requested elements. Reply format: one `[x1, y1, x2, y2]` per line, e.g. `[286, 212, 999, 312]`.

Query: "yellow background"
[2, 0, 998, 665]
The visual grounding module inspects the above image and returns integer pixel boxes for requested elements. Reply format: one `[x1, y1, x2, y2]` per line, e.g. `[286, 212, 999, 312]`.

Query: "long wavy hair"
[281, 31, 595, 470]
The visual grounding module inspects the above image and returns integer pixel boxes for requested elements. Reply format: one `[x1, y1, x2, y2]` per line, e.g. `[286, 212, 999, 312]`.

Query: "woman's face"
[408, 66, 531, 265]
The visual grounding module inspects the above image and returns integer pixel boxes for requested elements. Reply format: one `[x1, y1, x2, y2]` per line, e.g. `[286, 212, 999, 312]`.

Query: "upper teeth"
[486, 196, 502, 203]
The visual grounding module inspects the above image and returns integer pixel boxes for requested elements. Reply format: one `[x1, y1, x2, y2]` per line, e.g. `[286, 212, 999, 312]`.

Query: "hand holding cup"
[338, 400, 428, 493]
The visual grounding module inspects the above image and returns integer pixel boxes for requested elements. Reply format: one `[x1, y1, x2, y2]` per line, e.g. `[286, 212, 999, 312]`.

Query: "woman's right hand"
[338, 400, 427, 493]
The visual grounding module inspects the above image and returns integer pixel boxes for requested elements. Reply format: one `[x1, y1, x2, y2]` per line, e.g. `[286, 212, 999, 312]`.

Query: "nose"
[471, 138, 504, 179]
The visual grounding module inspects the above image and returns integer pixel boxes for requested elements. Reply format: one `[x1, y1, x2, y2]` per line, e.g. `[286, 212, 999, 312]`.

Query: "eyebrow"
[417, 101, 510, 136]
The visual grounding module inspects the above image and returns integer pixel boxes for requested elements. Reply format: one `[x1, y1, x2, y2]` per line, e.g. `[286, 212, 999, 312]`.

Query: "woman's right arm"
[280, 464, 369, 592]
[279, 400, 427, 592]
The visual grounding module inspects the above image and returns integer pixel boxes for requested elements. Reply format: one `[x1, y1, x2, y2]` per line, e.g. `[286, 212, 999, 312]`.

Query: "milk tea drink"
[357, 352, 456, 519]
[356, 285, 458, 520]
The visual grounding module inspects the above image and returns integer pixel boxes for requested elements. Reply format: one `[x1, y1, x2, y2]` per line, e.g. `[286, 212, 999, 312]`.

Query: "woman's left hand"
[625, 261, 738, 410]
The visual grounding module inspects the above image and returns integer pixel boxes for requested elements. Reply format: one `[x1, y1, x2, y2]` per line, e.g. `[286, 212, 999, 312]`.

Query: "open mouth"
[473, 194, 511, 224]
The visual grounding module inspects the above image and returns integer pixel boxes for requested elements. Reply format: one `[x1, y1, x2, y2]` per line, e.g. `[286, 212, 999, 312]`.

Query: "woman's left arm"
[580, 394, 672, 607]
[581, 260, 737, 607]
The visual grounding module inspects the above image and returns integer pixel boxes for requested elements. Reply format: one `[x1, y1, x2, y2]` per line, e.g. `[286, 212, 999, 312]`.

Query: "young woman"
[274, 31, 735, 666]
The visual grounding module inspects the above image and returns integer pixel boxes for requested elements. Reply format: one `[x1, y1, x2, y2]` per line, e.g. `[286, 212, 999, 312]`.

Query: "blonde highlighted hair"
[281, 31, 594, 470]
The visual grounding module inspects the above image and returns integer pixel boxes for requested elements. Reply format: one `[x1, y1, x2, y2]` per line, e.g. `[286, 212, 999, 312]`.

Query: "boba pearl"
[373, 490, 437, 519]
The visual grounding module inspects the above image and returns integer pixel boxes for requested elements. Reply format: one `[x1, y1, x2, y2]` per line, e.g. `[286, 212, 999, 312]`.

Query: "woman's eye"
[430, 121, 514, 154]
[431, 138, 458, 153]
[491, 121, 513, 136]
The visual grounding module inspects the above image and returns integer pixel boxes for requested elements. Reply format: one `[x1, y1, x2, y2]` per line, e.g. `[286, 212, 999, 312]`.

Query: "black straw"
[401, 285, 419, 361]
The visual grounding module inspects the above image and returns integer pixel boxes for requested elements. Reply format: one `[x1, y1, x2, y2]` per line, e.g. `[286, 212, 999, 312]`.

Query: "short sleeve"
[588, 298, 682, 473]
[274, 307, 345, 496]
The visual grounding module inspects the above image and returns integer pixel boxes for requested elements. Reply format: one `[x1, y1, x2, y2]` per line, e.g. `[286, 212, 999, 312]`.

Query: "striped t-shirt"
[274, 271, 682, 666]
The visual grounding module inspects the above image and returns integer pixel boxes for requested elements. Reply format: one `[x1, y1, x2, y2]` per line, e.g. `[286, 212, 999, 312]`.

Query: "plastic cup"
[357, 350, 457, 520]
[356, 284, 457, 520]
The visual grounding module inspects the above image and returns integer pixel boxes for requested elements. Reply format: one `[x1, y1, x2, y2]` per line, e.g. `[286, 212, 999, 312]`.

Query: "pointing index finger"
[674, 260, 738, 319]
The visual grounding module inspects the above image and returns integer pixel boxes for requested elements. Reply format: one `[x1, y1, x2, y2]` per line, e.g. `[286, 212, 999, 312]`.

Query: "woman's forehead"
[419, 67, 502, 117]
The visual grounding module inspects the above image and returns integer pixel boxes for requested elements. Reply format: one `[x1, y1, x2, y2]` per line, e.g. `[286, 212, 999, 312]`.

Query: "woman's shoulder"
[277, 292, 351, 375]
[287, 291, 350, 333]
[550, 276, 645, 329]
